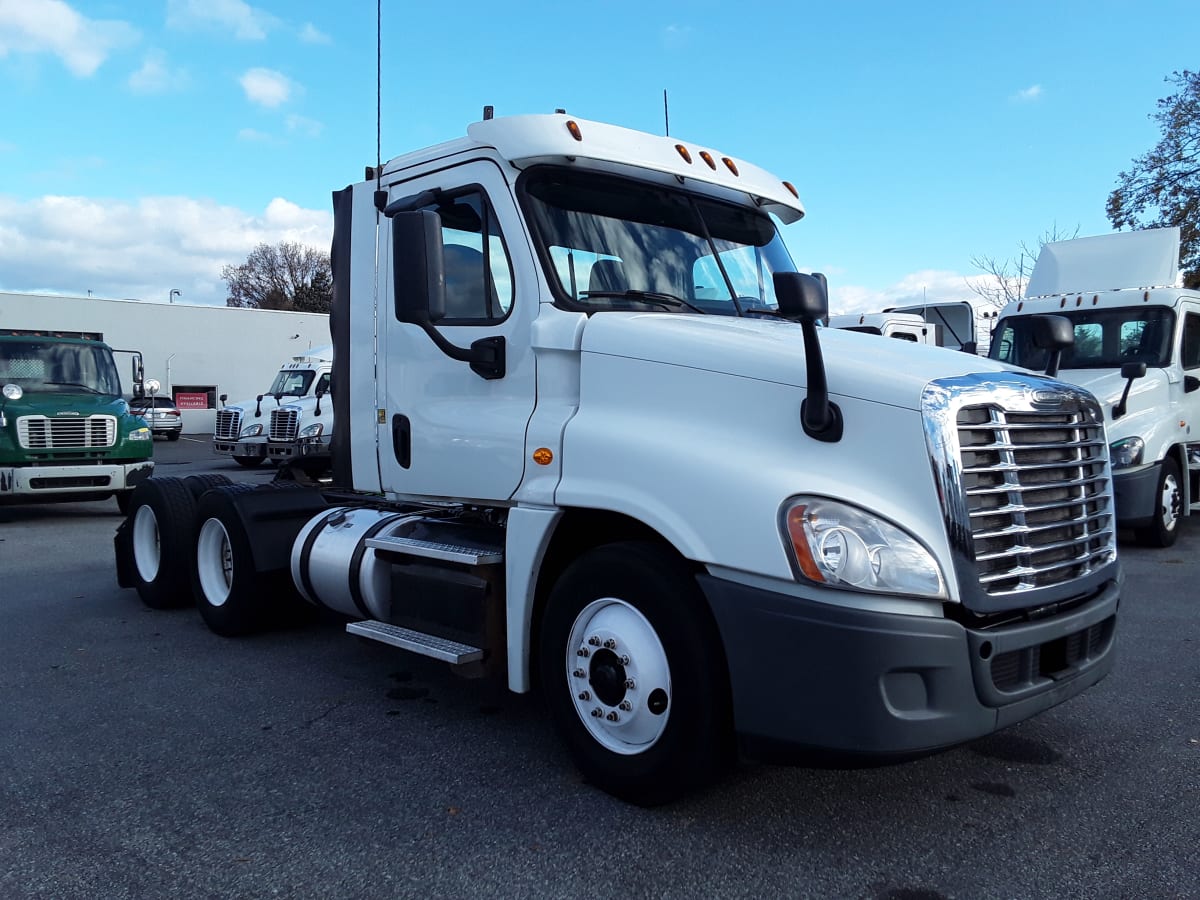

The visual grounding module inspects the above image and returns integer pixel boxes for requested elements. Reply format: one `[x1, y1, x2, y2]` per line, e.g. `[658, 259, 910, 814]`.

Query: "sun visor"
[1025, 228, 1180, 297]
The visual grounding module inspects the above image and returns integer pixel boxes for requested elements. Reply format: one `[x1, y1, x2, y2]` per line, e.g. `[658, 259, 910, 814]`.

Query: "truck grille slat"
[17, 415, 117, 449]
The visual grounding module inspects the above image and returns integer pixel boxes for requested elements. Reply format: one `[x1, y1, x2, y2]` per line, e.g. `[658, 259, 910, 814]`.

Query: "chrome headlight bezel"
[780, 495, 948, 600]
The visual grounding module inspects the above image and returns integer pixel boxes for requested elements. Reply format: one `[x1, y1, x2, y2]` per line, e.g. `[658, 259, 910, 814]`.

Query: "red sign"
[175, 392, 209, 410]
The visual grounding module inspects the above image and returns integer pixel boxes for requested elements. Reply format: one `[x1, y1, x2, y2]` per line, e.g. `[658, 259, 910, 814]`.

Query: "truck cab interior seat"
[587, 258, 629, 295]
[443, 244, 489, 320]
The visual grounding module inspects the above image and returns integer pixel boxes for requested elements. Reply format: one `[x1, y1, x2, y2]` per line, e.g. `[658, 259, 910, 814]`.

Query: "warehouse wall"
[0, 292, 331, 433]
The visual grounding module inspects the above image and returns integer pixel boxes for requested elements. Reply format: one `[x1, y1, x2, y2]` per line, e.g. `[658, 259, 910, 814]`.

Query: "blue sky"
[0, 0, 1195, 313]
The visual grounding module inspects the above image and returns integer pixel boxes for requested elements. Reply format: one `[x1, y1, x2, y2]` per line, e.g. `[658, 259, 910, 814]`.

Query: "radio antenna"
[375, 0, 382, 194]
[663, 89, 670, 136]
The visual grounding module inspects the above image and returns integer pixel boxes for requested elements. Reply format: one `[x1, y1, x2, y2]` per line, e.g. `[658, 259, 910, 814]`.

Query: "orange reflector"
[699, 150, 716, 169]
[566, 120, 583, 142]
[675, 144, 692, 164]
[722, 157, 739, 176]
[782, 181, 799, 198]
[785, 506, 825, 582]
[533, 447, 554, 466]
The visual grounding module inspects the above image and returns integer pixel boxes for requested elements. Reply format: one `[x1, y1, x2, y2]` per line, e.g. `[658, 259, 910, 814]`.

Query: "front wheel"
[1135, 457, 1183, 548]
[233, 456, 264, 469]
[538, 541, 733, 805]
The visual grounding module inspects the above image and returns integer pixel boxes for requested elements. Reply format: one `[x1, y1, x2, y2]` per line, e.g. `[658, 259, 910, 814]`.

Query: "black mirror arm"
[798, 318, 843, 442]
[419, 324, 506, 380]
[1045, 349, 1063, 379]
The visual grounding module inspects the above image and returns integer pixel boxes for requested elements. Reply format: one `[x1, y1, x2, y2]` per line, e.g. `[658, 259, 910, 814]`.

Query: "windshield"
[521, 168, 797, 315]
[0, 339, 121, 395]
[991, 307, 1176, 370]
[267, 369, 316, 397]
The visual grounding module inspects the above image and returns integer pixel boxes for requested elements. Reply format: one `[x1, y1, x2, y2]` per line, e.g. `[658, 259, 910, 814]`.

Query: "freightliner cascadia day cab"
[1, 329, 153, 511]
[116, 113, 1122, 804]
[212, 347, 332, 469]
[990, 227, 1200, 547]
[265, 351, 334, 477]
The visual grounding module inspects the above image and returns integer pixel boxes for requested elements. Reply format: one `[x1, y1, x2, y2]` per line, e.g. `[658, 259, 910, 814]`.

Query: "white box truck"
[212, 348, 332, 468]
[116, 113, 1121, 804]
[989, 227, 1199, 546]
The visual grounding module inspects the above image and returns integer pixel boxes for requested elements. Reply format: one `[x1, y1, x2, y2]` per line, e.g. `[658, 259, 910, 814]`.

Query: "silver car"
[130, 396, 183, 440]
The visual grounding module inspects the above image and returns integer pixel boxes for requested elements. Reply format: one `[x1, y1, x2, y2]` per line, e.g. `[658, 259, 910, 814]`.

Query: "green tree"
[222, 242, 332, 312]
[1107, 70, 1200, 288]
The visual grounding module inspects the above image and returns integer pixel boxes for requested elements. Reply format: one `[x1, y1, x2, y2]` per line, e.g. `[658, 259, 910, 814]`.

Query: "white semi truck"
[989, 227, 1200, 547]
[212, 347, 332, 468]
[116, 113, 1121, 804]
[827, 311, 938, 344]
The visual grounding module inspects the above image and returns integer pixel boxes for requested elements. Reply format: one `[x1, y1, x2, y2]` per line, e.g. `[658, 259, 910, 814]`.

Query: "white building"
[0, 291, 330, 433]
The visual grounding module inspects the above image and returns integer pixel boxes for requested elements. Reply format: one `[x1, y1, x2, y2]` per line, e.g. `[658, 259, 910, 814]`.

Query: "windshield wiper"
[43, 381, 104, 394]
[581, 290, 707, 314]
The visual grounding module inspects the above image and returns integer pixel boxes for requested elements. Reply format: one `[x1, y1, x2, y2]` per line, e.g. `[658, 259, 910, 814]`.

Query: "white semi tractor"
[116, 112, 1121, 804]
[212, 347, 332, 469]
[990, 227, 1200, 547]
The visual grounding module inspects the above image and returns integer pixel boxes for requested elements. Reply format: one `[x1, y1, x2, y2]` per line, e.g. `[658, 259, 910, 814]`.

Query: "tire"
[1135, 456, 1183, 548]
[192, 485, 293, 636]
[125, 478, 199, 609]
[233, 456, 265, 469]
[538, 541, 733, 806]
[166, 431, 181, 442]
[182, 473, 232, 501]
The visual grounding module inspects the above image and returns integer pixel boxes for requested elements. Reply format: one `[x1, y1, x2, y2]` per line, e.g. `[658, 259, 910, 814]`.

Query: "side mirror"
[774, 272, 829, 322]
[1029, 315, 1074, 378]
[1113, 362, 1148, 420]
[772, 272, 842, 442]
[392, 210, 446, 325]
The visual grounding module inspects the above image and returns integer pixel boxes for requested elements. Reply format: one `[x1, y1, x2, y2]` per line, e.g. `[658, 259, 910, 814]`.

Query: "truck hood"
[579, 313, 1017, 410]
[1057, 367, 1168, 437]
[1, 392, 128, 419]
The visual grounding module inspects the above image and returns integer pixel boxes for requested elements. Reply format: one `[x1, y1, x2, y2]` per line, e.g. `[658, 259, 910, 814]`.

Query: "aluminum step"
[365, 534, 503, 565]
[346, 620, 484, 664]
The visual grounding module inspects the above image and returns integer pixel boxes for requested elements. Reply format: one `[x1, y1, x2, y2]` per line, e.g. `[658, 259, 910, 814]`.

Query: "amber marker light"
[699, 150, 716, 169]
[566, 120, 583, 141]
[785, 505, 826, 583]
[533, 447, 554, 466]
[675, 144, 693, 164]
[722, 157, 739, 176]
[782, 181, 799, 198]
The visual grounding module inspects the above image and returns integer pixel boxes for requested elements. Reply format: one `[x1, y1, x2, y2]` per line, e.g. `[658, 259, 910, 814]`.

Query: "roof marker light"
[699, 150, 716, 169]
[783, 181, 799, 198]
[566, 120, 583, 141]
[675, 144, 693, 164]
[722, 157, 739, 176]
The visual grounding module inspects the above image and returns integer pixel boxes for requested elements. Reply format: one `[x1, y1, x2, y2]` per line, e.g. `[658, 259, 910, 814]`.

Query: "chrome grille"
[17, 415, 116, 449]
[270, 408, 299, 441]
[924, 375, 1117, 605]
[214, 409, 242, 440]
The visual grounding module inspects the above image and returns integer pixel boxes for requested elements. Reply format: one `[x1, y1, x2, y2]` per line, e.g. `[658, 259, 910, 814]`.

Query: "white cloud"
[1012, 84, 1043, 103]
[127, 49, 189, 94]
[662, 23, 693, 50]
[239, 67, 295, 108]
[165, 0, 277, 41]
[286, 114, 323, 138]
[0, 193, 332, 305]
[298, 22, 330, 44]
[828, 269, 979, 316]
[0, 0, 138, 77]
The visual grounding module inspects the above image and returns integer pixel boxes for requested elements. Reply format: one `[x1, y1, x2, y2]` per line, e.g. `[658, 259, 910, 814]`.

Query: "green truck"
[0, 328, 154, 511]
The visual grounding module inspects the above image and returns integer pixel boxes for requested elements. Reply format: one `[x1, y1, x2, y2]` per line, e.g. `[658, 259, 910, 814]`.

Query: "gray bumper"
[213, 438, 267, 459]
[699, 574, 1119, 759]
[1112, 462, 1161, 527]
[0, 461, 154, 497]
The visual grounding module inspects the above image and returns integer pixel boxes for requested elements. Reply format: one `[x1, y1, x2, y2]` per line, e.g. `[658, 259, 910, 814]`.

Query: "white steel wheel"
[1136, 457, 1183, 548]
[196, 518, 234, 608]
[131, 503, 162, 584]
[1157, 468, 1181, 533]
[566, 598, 672, 755]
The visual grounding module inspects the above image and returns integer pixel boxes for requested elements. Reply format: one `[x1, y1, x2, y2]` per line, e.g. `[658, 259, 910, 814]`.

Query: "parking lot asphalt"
[0, 437, 1197, 899]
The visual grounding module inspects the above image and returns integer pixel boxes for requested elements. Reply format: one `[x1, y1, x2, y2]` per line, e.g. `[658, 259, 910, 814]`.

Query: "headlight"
[782, 497, 947, 599]
[2, 383, 23, 400]
[299, 422, 324, 438]
[129, 427, 152, 441]
[1109, 436, 1144, 469]
[240, 423, 263, 438]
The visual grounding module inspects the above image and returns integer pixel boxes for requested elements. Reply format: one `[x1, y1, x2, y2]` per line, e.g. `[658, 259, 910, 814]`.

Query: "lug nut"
[606, 711, 620, 722]
[590, 707, 603, 718]
[573, 668, 586, 678]
[588, 636, 601, 647]
[603, 638, 617, 649]
[619, 700, 632, 711]
[578, 691, 591, 701]
[576, 647, 590, 658]
[619, 655, 630, 666]
[624, 678, 636, 690]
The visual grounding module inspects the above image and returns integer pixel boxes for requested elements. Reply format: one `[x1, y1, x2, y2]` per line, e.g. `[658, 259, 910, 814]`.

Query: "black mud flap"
[114, 517, 135, 589]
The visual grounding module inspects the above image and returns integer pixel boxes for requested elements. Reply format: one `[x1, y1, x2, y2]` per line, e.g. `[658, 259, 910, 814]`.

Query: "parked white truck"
[265, 347, 334, 477]
[212, 348, 332, 468]
[116, 113, 1121, 804]
[827, 311, 938, 343]
[989, 227, 1199, 547]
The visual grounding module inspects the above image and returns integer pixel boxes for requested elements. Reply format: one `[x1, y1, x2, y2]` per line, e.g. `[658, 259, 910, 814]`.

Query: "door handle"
[391, 414, 411, 468]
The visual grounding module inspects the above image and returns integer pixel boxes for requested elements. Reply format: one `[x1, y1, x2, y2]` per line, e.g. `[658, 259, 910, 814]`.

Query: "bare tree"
[1107, 70, 1200, 288]
[222, 242, 332, 313]
[969, 225, 1080, 309]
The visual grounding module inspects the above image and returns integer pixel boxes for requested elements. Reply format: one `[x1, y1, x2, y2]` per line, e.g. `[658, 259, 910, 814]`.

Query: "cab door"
[376, 159, 538, 503]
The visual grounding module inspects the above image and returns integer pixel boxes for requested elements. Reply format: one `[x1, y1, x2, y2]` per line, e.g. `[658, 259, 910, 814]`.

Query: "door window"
[1181, 313, 1200, 370]
[421, 190, 514, 324]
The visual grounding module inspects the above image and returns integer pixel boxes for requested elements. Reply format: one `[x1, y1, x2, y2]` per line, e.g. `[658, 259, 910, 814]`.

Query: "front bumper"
[700, 574, 1119, 759]
[1112, 461, 1161, 527]
[213, 437, 267, 459]
[267, 436, 331, 461]
[0, 460, 154, 498]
